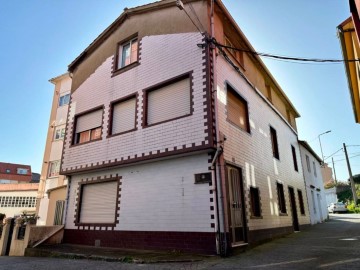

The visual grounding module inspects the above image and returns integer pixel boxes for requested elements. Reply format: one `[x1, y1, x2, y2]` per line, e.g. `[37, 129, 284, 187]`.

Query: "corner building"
[61, 0, 310, 255]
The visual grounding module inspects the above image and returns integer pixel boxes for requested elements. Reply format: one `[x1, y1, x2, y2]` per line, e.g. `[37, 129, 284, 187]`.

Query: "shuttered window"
[111, 97, 136, 135]
[227, 86, 250, 132]
[79, 181, 117, 224]
[74, 108, 103, 144]
[146, 76, 191, 125]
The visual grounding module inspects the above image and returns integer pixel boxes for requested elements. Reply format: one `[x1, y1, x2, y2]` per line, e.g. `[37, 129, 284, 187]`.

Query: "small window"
[313, 161, 317, 177]
[54, 126, 66, 140]
[48, 160, 60, 178]
[17, 168, 28, 175]
[226, 85, 250, 132]
[110, 96, 136, 135]
[5, 169, 10, 173]
[250, 187, 261, 217]
[224, 36, 244, 67]
[117, 37, 138, 70]
[276, 182, 286, 214]
[266, 84, 272, 103]
[297, 190, 305, 215]
[145, 74, 191, 126]
[306, 155, 311, 172]
[59, 93, 70, 107]
[73, 108, 103, 145]
[270, 126, 279, 159]
[291, 145, 298, 172]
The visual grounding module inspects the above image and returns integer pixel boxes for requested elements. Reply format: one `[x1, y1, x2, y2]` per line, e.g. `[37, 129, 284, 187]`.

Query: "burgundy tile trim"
[142, 71, 194, 128]
[107, 92, 138, 138]
[64, 229, 217, 255]
[74, 175, 122, 228]
[60, 95, 73, 173]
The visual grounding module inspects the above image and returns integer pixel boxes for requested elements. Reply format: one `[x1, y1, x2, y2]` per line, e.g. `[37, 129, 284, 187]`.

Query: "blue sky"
[0, 0, 359, 181]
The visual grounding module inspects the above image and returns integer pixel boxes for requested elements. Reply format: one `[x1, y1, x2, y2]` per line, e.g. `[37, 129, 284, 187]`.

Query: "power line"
[324, 148, 343, 161]
[211, 40, 360, 64]
[188, 3, 205, 33]
[177, 1, 204, 34]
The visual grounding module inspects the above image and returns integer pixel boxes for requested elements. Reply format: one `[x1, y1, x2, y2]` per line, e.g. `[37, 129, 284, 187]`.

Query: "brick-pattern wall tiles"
[216, 56, 311, 232]
[66, 153, 215, 233]
[62, 33, 210, 172]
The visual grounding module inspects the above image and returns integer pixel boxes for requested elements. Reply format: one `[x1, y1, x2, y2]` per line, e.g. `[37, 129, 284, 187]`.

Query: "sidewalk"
[25, 244, 215, 264]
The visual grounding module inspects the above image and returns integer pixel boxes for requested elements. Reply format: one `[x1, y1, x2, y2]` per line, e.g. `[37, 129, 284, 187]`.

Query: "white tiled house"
[60, 0, 310, 255]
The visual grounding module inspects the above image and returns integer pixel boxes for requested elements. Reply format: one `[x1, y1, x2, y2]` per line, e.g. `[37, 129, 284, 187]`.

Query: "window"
[48, 160, 60, 178]
[78, 180, 118, 224]
[145, 74, 191, 126]
[313, 161, 317, 177]
[297, 190, 305, 215]
[54, 126, 66, 140]
[291, 145, 298, 172]
[266, 84, 272, 103]
[270, 126, 279, 159]
[276, 182, 286, 214]
[250, 187, 261, 217]
[227, 85, 250, 132]
[73, 108, 103, 145]
[17, 168, 28, 175]
[225, 36, 244, 67]
[306, 155, 311, 172]
[110, 96, 136, 135]
[117, 37, 138, 69]
[59, 93, 70, 107]
[5, 169, 10, 173]
[0, 196, 36, 208]
[311, 190, 316, 214]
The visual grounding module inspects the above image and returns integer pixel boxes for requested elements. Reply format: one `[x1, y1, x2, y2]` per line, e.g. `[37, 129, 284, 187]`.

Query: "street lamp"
[318, 130, 331, 165]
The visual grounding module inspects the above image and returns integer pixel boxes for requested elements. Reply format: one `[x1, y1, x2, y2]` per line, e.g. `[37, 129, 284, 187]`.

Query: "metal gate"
[5, 218, 15, 255]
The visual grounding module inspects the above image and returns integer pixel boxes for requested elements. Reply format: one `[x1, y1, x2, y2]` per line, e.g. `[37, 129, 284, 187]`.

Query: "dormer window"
[117, 37, 138, 70]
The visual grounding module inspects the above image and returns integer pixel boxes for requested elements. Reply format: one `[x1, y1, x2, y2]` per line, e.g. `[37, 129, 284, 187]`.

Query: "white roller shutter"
[147, 77, 190, 125]
[76, 109, 103, 133]
[112, 98, 136, 134]
[79, 181, 117, 224]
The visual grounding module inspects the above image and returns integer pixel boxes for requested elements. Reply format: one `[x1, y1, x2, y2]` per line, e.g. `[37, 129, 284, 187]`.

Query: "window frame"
[75, 177, 120, 227]
[291, 145, 298, 172]
[297, 189, 306, 215]
[72, 105, 104, 146]
[270, 126, 280, 160]
[114, 33, 139, 76]
[54, 125, 66, 141]
[108, 93, 138, 137]
[249, 186, 262, 218]
[58, 93, 70, 107]
[224, 35, 245, 69]
[276, 182, 287, 215]
[306, 155, 311, 172]
[226, 84, 250, 133]
[313, 161, 317, 177]
[48, 160, 60, 178]
[143, 72, 193, 128]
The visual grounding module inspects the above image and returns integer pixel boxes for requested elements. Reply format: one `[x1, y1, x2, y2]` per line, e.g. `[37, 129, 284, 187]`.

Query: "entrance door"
[227, 166, 247, 245]
[288, 187, 300, 231]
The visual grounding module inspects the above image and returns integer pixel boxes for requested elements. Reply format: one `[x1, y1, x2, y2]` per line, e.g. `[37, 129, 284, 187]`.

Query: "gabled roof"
[298, 140, 322, 163]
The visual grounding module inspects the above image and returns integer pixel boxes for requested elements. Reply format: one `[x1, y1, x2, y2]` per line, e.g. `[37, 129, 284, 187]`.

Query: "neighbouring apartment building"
[57, 0, 310, 255]
[298, 141, 328, 224]
[36, 73, 71, 226]
[0, 162, 38, 217]
[338, 0, 360, 124]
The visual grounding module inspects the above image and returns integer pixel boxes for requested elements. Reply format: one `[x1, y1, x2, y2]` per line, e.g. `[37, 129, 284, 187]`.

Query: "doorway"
[288, 187, 300, 231]
[226, 165, 247, 245]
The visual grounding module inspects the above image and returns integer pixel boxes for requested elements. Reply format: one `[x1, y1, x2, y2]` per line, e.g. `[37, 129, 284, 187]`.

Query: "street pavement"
[0, 213, 359, 269]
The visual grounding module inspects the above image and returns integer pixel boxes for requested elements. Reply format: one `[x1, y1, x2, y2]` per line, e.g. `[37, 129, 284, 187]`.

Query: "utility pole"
[332, 157, 337, 184]
[343, 143, 358, 204]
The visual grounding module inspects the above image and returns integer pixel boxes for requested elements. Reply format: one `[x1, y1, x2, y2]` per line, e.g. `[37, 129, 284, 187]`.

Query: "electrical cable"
[181, 4, 204, 34]
[211, 40, 360, 64]
[324, 148, 343, 161]
[188, 3, 205, 33]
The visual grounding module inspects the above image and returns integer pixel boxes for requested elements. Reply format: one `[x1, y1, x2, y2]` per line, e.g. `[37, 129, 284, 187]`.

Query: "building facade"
[0, 162, 32, 184]
[298, 141, 328, 224]
[59, 0, 310, 255]
[338, 0, 360, 124]
[36, 73, 71, 226]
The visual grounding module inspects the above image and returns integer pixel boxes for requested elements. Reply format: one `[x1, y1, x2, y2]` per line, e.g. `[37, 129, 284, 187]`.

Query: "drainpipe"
[210, 0, 227, 256]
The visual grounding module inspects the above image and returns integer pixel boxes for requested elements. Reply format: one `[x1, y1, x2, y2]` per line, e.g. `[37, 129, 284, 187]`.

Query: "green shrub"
[346, 202, 360, 213]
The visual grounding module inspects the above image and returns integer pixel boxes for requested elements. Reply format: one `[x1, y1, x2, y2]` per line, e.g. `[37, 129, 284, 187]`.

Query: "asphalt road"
[0, 213, 359, 270]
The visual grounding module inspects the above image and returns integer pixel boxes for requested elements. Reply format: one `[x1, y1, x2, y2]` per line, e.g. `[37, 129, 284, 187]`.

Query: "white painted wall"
[0, 190, 37, 218]
[216, 55, 311, 231]
[66, 153, 215, 233]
